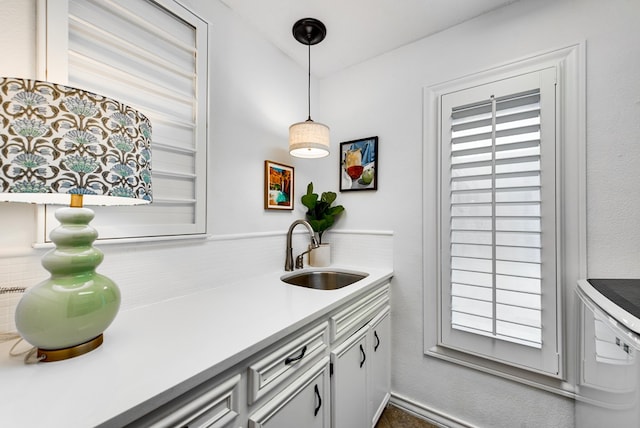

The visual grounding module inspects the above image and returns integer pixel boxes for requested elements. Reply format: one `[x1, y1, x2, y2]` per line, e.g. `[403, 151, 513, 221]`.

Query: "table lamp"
[0, 77, 152, 362]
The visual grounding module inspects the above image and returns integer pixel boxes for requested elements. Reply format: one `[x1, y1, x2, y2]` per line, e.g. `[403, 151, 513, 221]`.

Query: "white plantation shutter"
[440, 68, 560, 375]
[43, 0, 208, 241]
[450, 90, 543, 347]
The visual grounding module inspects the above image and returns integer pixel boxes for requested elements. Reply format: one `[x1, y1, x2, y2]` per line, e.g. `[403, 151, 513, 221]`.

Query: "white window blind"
[43, 0, 208, 241]
[450, 89, 543, 348]
[439, 68, 560, 375]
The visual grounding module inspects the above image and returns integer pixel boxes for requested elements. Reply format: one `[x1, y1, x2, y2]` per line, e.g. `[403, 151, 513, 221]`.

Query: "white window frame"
[35, 0, 209, 243]
[423, 44, 586, 392]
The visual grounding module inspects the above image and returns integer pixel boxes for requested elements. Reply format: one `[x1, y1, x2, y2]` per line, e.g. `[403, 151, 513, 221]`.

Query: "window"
[40, 0, 208, 241]
[440, 69, 559, 375]
[424, 45, 586, 384]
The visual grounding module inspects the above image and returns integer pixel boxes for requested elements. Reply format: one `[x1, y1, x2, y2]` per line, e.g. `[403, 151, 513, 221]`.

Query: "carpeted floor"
[375, 404, 439, 428]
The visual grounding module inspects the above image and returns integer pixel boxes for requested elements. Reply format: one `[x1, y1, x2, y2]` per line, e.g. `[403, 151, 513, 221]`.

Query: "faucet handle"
[295, 253, 305, 269]
[295, 247, 314, 269]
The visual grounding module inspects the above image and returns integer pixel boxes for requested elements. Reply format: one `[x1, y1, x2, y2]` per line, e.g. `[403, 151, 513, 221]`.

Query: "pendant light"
[289, 18, 330, 158]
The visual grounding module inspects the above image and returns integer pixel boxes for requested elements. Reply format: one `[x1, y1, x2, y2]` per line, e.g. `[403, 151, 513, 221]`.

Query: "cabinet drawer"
[248, 322, 328, 404]
[330, 282, 389, 343]
[248, 358, 330, 428]
[140, 374, 241, 428]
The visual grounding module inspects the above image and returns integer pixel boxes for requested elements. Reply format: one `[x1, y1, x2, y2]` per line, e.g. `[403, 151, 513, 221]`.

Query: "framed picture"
[264, 160, 294, 210]
[340, 136, 378, 191]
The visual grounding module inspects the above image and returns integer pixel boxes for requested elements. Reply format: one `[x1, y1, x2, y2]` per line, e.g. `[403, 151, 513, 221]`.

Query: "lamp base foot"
[37, 334, 104, 362]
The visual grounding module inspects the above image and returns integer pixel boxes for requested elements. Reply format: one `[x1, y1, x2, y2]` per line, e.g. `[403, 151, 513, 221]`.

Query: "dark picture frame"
[339, 136, 378, 191]
[264, 160, 294, 210]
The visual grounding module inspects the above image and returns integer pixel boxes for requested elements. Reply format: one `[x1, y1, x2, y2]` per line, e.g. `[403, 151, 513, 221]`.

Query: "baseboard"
[389, 393, 477, 428]
[373, 392, 391, 426]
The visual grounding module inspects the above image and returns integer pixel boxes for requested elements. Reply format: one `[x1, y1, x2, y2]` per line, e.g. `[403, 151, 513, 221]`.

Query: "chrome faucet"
[285, 219, 319, 271]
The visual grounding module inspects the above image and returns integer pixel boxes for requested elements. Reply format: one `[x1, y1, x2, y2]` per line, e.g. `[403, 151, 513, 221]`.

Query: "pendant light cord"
[307, 42, 312, 121]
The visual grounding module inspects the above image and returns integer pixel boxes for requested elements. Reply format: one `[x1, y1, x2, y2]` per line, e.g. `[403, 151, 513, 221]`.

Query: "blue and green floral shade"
[0, 77, 152, 206]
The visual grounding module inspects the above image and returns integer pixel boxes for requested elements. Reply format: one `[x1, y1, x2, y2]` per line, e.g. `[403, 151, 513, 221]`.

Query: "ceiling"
[218, 0, 519, 77]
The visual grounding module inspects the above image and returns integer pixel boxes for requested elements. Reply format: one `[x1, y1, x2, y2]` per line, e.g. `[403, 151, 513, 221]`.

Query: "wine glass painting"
[340, 136, 378, 191]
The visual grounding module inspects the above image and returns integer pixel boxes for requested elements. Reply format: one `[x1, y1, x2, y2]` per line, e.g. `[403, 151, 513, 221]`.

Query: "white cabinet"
[120, 280, 390, 428]
[331, 325, 369, 428]
[330, 283, 391, 428]
[250, 282, 390, 428]
[248, 358, 330, 428]
[367, 307, 391, 426]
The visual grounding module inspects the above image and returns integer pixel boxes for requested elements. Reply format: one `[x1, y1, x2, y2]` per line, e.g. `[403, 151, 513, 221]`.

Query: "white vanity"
[0, 265, 392, 428]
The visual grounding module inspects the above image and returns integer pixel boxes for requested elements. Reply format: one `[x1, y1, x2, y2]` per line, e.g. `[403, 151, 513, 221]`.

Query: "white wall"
[0, 0, 332, 325]
[320, 0, 640, 426]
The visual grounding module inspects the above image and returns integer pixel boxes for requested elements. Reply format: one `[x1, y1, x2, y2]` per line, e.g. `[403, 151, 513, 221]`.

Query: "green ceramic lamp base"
[15, 207, 120, 362]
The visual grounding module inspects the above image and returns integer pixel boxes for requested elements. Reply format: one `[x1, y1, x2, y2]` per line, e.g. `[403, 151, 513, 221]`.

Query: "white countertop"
[0, 265, 393, 427]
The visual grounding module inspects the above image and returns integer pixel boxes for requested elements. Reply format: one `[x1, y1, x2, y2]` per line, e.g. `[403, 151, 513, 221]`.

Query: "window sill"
[425, 345, 577, 399]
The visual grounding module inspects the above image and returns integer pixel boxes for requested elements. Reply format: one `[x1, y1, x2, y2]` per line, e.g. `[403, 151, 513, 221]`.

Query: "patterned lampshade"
[0, 77, 152, 205]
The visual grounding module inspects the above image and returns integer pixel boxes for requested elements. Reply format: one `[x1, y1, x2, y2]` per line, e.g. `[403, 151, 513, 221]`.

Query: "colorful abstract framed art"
[264, 160, 294, 210]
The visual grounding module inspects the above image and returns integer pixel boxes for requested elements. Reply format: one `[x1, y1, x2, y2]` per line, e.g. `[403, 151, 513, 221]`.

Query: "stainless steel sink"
[281, 270, 368, 290]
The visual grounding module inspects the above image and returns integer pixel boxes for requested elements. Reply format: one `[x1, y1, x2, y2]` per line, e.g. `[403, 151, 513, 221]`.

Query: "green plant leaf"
[301, 182, 318, 211]
[307, 218, 323, 232]
[321, 191, 337, 205]
[328, 205, 344, 216]
[300, 181, 345, 237]
[322, 214, 335, 229]
[314, 201, 329, 216]
[301, 193, 317, 211]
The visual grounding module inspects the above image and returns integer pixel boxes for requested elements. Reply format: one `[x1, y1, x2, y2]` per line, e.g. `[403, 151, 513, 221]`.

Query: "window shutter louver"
[44, 0, 208, 241]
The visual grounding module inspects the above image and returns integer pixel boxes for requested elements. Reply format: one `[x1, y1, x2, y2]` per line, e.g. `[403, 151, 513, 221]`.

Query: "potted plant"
[301, 182, 345, 266]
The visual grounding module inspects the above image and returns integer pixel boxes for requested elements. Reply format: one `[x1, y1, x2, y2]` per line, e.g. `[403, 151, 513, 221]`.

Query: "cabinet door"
[368, 307, 391, 427]
[249, 358, 329, 428]
[331, 325, 369, 428]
